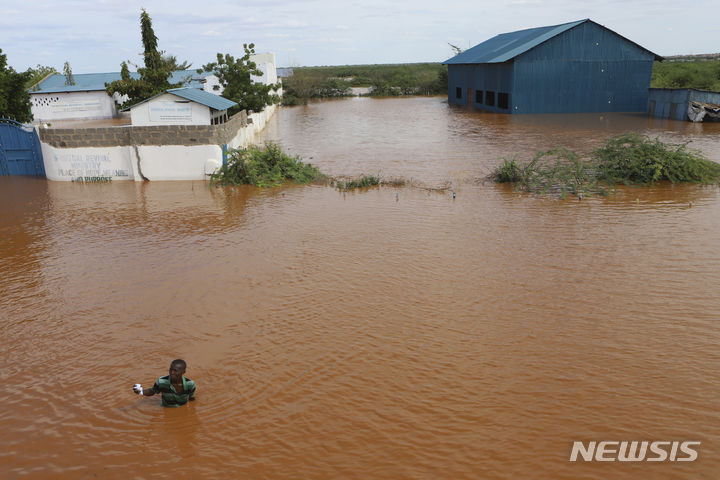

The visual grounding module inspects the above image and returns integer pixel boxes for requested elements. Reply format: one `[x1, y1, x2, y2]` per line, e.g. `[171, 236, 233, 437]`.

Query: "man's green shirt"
[150, 375, 196, 407]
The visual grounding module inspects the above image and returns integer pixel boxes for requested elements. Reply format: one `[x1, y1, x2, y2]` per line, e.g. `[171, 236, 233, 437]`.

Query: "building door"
[0, 119, 45, 177]
[467, 88, 474, 106]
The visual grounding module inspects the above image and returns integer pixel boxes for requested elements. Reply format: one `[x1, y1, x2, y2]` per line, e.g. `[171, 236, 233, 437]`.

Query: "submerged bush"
[593, 133, 720, 184]
[210, 142, 325, 187]
[491, 133, 720, 196]
[335, 175, 380, 190]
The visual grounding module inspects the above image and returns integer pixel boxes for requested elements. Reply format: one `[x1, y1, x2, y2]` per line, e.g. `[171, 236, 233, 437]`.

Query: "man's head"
[169, 359, 187, 382]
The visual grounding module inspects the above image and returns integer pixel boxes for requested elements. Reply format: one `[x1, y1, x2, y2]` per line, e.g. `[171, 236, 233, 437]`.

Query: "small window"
[498, 92, 509, 110]
[475, 90, 483, 104]
[485, 91, 495, 107]
[455, 87, 462, 99]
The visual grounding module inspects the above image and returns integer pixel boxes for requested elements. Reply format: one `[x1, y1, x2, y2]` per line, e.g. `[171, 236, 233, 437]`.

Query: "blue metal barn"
[444, 19, 662, 114]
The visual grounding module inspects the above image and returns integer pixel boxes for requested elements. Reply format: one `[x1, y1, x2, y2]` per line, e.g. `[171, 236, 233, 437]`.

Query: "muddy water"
[2, 97, 720, 479]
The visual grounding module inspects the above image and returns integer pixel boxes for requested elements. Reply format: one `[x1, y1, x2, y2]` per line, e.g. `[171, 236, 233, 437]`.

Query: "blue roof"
[444, 19, 661, 64]
[122, 87, 237, 111]
[165, 88, 237, 110]
[30, 70, 212, 94]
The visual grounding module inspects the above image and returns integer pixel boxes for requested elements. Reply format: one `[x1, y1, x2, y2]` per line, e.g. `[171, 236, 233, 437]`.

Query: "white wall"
[41, 143, 137, 181]
[130, 93, 212, 126]
[41, 142, 223, 181]
[202, 75, 223, 94]
[226, 104, 275, 149]
[138, 145, 222, 180]
[250, 52, 278, 85]
[31, 91, 117, 122]
[40, 105, 278, 181]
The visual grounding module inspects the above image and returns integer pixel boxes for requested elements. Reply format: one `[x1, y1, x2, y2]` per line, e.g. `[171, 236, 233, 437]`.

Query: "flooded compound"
[2, 96, 720, 479]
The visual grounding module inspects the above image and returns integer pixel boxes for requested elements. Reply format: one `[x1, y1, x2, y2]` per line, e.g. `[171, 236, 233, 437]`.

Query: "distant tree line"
[651, 60, 720, 91]
[281, 63, 448, 105]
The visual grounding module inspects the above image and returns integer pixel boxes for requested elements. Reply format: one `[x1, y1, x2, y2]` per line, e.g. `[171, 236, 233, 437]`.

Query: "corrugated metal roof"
[122, 87, 236, 111]
[30, 70, 211, 94]
[444, 19, 661, 64]
[165, 87, 237, 110]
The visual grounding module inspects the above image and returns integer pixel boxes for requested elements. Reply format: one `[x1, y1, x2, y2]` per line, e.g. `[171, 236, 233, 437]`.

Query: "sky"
[1, 0, 716, 74]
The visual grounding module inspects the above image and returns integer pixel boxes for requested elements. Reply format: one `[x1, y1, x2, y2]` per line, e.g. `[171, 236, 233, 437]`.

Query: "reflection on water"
[2, 98, 720, 479]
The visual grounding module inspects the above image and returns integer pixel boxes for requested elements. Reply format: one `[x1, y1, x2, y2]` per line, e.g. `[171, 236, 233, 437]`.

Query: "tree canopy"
[105, 9, 189, 107]
[0, 49, 33, 123]
[199, 43, 280, 114]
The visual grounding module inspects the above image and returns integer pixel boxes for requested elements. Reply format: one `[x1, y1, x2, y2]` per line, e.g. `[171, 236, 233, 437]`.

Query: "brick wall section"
[39, 110, 249, 148]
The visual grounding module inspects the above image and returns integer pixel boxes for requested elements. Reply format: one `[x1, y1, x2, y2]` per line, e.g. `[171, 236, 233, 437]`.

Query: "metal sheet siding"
[511, 21, 654, 113]
[447, 63, 513, 111]
[648, 88, 720, 121]
[0, 120, 45, 177]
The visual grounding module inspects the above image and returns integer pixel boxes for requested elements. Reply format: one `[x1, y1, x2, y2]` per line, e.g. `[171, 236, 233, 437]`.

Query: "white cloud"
[1, 0, 716, 71]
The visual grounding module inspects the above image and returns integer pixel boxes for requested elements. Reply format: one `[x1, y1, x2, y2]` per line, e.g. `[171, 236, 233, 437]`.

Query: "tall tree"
[106, 9, 186, 106]
[0, 49, 33, 122]
[63, 61, 75, 86]
[200, 43, 279, 114]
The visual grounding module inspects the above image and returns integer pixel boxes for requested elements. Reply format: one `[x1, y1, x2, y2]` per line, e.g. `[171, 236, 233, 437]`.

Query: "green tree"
[63, 61, 75, 86]
[0, 49, 33, 122]
[26, 64, 58, 91]
[105, 8, 186, 106]
[200, 43, 280, 114]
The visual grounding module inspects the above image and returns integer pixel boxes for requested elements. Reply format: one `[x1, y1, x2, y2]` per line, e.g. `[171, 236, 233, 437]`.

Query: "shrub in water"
[490, 133, 720, 196]
[593, 133, 720, 184]
[211, 142, 325, 187]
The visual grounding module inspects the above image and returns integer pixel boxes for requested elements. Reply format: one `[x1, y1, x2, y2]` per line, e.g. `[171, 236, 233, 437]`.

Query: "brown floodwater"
[2, 97, 720, 479]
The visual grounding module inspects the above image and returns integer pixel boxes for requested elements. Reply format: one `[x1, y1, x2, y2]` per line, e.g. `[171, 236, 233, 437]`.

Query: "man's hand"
[133, 384, 143, 395]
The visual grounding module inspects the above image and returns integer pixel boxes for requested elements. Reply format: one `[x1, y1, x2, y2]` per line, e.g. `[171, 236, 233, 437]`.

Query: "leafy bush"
[334, 175, 380, 190]
[594, 133, 720, 184]
[651, 61, 720, 91]
[490, 133, 720, 196]
[210, 142, 325, 187]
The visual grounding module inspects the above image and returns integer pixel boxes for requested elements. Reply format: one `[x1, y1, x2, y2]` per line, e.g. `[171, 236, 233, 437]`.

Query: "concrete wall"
[39, 110, 248, 148]
[30, 90, 118, 122]
[39, 104, 278, 181]
[129, 93, 212, 126]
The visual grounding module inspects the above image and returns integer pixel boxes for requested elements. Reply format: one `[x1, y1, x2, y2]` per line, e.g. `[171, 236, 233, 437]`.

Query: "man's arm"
[133, 384, 158, 397]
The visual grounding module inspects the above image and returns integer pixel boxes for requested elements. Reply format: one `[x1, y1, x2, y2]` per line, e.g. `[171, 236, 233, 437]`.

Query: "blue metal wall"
[448, 21, 655, 114]
[447, 63, 514, 112]
[648, 88, 720, 121]
[0, 120, 46, 177]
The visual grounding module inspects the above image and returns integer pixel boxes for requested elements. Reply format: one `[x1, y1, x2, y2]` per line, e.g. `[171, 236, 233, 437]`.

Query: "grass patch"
[490, 133, 720, 197]
[332, 175, 381, 190]
[210, 142, 325, 187]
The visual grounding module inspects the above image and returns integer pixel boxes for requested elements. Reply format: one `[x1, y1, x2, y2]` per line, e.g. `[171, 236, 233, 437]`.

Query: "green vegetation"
[651, 60, 720, 91]
[594, 133, 720, 184]
[491, 133, 720, 197]
[333, 175, 380, 190]
[63, 61, 75, 86]
[0, 49, 33, 122]
[282, 63, 447, 105]
[105, 9, 189, 107]
[26, 65, 58, 91]
[199, 44, 280, 114]
[210, 142, 324, 187]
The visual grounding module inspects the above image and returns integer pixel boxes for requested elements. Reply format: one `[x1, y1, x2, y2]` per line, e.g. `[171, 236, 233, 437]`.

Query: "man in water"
[133, 359, 196, 407]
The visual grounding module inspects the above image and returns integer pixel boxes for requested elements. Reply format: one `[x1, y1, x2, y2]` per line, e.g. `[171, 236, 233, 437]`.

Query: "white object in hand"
[134, 383, 143, 395]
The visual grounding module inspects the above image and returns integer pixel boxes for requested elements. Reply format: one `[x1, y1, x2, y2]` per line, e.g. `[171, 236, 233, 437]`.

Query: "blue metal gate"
[0, 119, 45, 176]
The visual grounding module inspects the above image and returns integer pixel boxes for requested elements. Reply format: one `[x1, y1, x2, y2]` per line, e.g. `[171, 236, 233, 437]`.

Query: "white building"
[29, 52, 279, 123]
[29, 70, 213, 123]
[125, 87, 237, 126]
